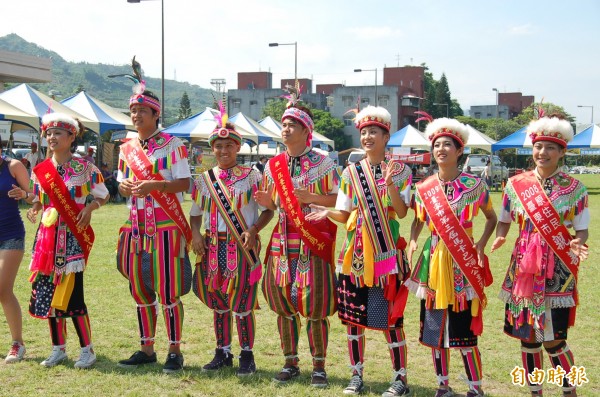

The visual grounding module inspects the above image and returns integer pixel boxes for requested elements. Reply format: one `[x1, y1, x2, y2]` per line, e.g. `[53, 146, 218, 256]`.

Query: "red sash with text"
[270, 153, 335, 264]
[511, 171, 580, 322]
[203, 168, 263, 285]
[33, 159, 95, 262]
[121, 139, 192, 244]
[417, 176, 487, 335]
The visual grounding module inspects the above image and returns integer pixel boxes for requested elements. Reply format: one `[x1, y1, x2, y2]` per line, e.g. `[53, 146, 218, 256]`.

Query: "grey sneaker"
[5, 341, 26, 363]
[40, 345, 67, 367]
[74, 344, 97, 369]
[344, 375, 364, 395]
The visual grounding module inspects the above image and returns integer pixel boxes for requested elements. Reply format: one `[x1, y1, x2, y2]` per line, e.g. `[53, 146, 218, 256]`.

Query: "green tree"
[261, 99, 287, 120]
[419, 65, 463, 124]
[178, 91, 192, 121]
[312, 109, 352, 151]
[433, 73, 452, 118]
[512, 102, 574, 125]
[76, 83, 85, 93]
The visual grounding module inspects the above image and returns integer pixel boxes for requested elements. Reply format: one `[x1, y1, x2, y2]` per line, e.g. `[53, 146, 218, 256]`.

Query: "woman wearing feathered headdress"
[25, 113, 109, 369]
[491, 114, 588, 397]
[308, 105, 414, 396]
[407, 114, 497, 397]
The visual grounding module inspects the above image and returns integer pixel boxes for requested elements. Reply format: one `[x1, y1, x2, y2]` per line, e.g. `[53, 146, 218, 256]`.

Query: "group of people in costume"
[0, 58, 589, 396]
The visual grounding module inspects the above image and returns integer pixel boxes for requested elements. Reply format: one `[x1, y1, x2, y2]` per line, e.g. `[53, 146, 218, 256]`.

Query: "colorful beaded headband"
[129, 94, 161, 116]
[419, 113, 469, 147]
[282, 107, 314, 133]
[208, 101, 242, 146]
[355, 113, 391, 132]
[527, 117, 573, 147]
[41, 113, 80, 137]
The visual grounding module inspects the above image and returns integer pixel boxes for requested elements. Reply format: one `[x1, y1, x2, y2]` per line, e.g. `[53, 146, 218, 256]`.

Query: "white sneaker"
[5, 341, 26, 363]
[40, 345, 67, 367]
[74, 344, 96, 369]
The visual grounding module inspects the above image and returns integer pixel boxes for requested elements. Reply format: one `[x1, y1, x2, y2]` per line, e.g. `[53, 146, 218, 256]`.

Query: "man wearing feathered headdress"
[115, 58, 193, 374]
[254, 85, 339, 388]
[188, 103, 273, 376]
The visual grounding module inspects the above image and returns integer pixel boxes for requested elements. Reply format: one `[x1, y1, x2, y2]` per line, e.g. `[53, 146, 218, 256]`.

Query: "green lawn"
[1, 175, 598, 397]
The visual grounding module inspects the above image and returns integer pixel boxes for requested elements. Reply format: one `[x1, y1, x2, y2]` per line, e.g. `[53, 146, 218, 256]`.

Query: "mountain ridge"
[0, 33, 214, 127]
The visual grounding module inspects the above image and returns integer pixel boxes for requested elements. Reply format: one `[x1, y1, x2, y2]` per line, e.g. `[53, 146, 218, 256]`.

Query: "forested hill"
[0, 34, 214, 126]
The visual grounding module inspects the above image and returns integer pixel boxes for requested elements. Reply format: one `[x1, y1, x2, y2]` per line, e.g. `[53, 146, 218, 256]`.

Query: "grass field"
[1, 175, 598, 397]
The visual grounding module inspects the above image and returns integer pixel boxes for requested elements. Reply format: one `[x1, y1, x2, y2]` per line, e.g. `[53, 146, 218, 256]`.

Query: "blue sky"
[1, 0, 598, 124]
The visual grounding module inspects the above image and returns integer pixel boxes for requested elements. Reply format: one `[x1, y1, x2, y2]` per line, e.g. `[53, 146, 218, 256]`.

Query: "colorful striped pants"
[262, 255, 337, 367]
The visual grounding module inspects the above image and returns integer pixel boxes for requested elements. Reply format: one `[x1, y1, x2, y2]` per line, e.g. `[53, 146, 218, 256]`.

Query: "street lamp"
[492, 88, 499, 119]
[269, 42, 297, 84]
[577, 105, 594, 124]
[127, 0, 165, 127]
[433, 102, 449, 117]
[354, 68, 378, 106]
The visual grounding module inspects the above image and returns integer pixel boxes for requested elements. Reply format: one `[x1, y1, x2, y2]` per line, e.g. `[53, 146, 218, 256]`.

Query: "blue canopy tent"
[61, 91, 134, 135]
[258, 116, 334, 149]
[229, 112, 281, 144]
[387, 124, 430, 148]
[491, 127, 530, 151]
[568, 124, 600, 148]
[164, 108, 259, 145]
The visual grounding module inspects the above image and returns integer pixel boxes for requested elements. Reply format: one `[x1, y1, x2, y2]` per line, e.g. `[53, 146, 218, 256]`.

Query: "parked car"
[463, 154, 508, 186]
[347, 150, 366, 165]
[11, 148, 31, 160]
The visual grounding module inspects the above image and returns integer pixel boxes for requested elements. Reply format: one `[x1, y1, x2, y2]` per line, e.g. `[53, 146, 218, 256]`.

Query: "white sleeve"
[190, 202, 202, 217]
[92, 182, 109, 200]
[498, 206, 512, 223]
[571, 207, 590, 231]
[116, 169, 125, 183]
[171, 158, 191, 180]
[335, 190, 353, 212]
[400, 184, 412, 206]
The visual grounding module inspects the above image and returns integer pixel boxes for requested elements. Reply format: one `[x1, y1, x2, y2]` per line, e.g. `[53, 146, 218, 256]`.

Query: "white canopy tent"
[465, 125, 497, 152]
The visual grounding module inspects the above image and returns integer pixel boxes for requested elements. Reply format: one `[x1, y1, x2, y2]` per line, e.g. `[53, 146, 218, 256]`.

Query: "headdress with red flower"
[416, 111, 469, 147]
[208, 101, 242, 146]
[353, 105, 392, 132]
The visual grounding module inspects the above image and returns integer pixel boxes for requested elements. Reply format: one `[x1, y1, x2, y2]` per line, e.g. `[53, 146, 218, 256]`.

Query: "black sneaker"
[203, 348, 233, 371]
[163, 352, 184, 373]
[118, 351, 157, 368]
[344, 375, 364, 395]
[311, 369, 328, 388]
[382, 380, 411, 396]
[237, 350, 256, 376]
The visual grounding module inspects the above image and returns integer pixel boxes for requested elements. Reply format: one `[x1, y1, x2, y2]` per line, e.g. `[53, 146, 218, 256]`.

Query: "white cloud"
[508, 24, 534, 36]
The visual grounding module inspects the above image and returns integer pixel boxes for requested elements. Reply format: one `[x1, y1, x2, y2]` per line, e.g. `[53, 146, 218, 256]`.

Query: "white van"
[463, 154, 508, 184]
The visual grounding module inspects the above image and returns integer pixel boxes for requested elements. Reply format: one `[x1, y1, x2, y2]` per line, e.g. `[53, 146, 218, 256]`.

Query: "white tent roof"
[0, 84, 99, 133]
[0, 98, 39, 131]
[258, 116, 335, 148]
[465, 125, 497, 152]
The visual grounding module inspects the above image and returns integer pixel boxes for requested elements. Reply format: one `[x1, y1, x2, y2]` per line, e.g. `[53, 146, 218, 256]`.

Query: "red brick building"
[498, 92, 534, 118]
[383, 66, 425, 127]
[316, 84, 344, 95]
[237, 72, 272, 90]
[280, 78, 312, 93]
